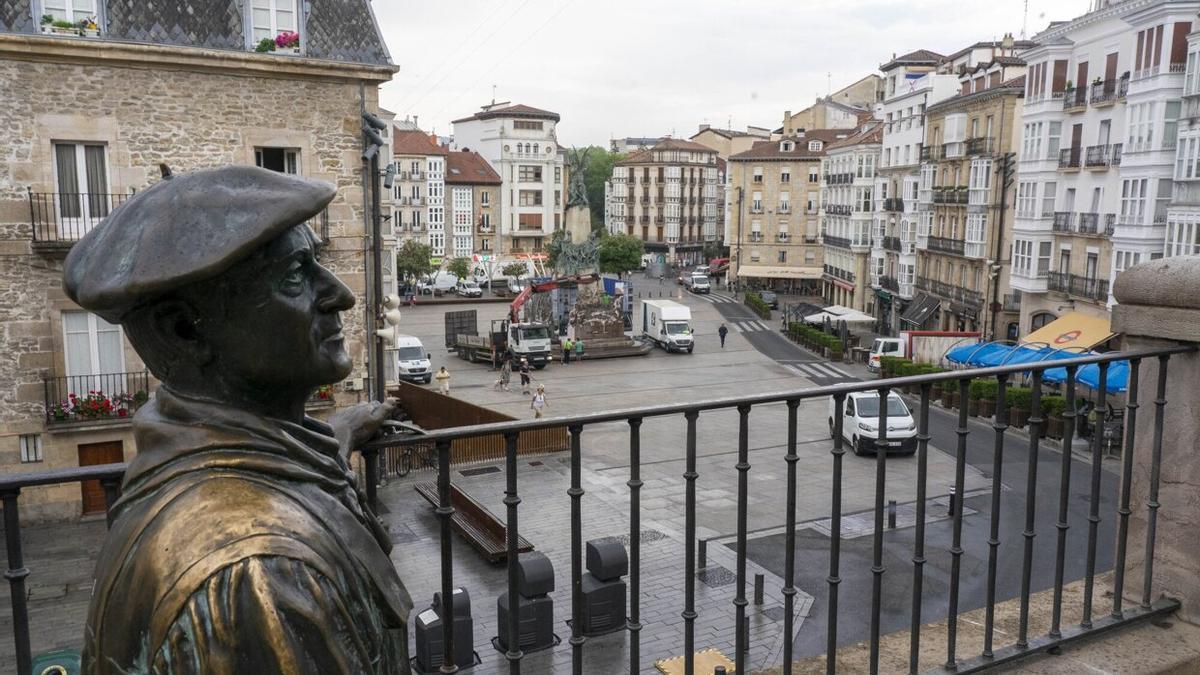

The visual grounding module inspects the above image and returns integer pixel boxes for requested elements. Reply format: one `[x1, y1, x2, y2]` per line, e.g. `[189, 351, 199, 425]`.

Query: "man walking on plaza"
[562, 337, 572, 365]
[719, 323, 728, 348]
[519, 358, 532, 394]
[435, 366, 451, 395]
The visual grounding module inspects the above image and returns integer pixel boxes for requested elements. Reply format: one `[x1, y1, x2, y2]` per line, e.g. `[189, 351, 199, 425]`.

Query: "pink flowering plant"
[275, 31, 300, 49]
[50, 388, 149, 422]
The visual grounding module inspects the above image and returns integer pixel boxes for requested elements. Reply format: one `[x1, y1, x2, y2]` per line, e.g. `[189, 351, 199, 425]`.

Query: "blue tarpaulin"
[947, 340, 1131, 392]
[1041, 360, 1130, 393]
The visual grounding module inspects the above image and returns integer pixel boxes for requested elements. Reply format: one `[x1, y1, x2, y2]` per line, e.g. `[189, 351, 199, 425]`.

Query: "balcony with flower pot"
[254, 31, 301, 56]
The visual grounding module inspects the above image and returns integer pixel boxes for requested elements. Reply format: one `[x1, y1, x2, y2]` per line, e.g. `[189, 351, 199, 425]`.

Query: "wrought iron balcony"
[965, 137, 994, 156]
[1062, 87, 1087, 111]
[822, 263, 856, 282]
[1111, 143, 1123, 167]
[28, 190, 131, 247]
[883, 198, 905, 212]
[1047, 271, 1110, 301]
[879, 275, 899, 292]
[42, 371, 151, 426]
[918, 276, 984, 308]
[882, 235, 901, 252]
[927, 235, 966, 256]
[1059, 148, 1082, 169]
[1090, 79, 1119, 106]
[823, 234, 851, 249]
[1085, 145, 1111, 168]
[1077, 212, 1100, 235]
[1052, 212, 1073, 233]
[826, 204, 851, 216]
[1104, 213, 1116, 235]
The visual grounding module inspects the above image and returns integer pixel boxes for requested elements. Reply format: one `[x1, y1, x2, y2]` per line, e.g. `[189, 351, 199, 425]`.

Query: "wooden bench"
[414, 481, 533, 563]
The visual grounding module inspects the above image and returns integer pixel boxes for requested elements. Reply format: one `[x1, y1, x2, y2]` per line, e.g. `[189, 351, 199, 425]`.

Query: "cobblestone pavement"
[0, 291, 992, 673]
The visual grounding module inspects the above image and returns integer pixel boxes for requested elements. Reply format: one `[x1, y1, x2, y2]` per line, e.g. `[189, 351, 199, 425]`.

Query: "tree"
[502, 261, 528, 280]
[545, 229, 567, 270]
[567, 146, 623, 227]
[598, 233, 644, 276]
[446, 256, 471, 282]
[395, 239, 434, 285]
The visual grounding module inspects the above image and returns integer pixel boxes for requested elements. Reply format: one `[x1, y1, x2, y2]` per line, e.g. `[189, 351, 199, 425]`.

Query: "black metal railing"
[1059, 148, 1081, 169]
[919, 277, 984, 308]
[966, 137, 994, 155]
[1105, 213, 1117, 235]
[823, 234, 852, 249]
[826, 204, 851, 216]
[932, 187, 968, 205]
[882, 235, 901, 252]
[1052, 212, 1074, 233]
[1048, 271, 1110, 301]
[42, 371, 151, 425]
[1085, 145, 1111, 168]
[883, 198, 905, 212]
[880, 275, 900, 292]
[4, 348, 1196, 674]
[1111, 143, 1124, 167]
[1077, 212, 1100, 234]
[1063, 87, 1087, 110]
[29, 190, 130, 246]
[928, 235, 966, 256]
[1090, 79, 1119, 105]
[823, 264, 856, 282]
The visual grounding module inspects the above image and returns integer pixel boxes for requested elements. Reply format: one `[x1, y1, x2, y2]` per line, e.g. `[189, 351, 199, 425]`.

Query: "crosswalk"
[729, 319, 771, 333]
[784, 360, 853, 381]
[690, 291, 737, 304]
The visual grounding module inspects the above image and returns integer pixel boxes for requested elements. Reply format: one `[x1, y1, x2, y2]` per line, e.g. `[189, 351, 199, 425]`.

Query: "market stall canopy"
[1022, 311, 1115, 351]
[945, 341, 1131, 392]
[1041, 360, 1130, 393]
[737, 265, 823, 279]
[804, 308, 875, 324]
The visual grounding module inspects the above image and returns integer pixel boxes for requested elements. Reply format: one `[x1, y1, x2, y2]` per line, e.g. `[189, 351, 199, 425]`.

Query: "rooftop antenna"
[491, 84, 497, 105]
[827, 71, 832, 96]
[1021, 0, 1028, 39]
[728, 114, 732, 130]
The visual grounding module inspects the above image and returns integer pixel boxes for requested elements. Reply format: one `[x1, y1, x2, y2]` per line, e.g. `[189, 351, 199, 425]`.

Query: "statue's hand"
[329, 397, 400, 458]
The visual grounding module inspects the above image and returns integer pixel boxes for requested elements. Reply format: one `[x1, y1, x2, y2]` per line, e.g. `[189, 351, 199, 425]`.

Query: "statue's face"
[198, 226, 355, 393]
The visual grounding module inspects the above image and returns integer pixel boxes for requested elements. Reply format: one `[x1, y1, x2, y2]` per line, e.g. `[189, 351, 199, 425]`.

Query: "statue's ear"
[150, 299, 214, 365]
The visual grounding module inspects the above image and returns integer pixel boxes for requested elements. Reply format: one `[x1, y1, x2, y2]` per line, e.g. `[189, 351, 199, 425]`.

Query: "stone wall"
[0, 45, 390, 520]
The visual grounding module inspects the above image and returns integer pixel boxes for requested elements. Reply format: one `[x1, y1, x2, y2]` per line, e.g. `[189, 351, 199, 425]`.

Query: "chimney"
[1001, 32, 1014, 53]
[699, 123, 710, 131]
[414, 115, 419, 129]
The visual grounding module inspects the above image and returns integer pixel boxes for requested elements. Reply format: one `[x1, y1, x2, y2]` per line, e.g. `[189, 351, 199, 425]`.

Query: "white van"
[393, 335, 433, 384]
[827, 391, 917, 455]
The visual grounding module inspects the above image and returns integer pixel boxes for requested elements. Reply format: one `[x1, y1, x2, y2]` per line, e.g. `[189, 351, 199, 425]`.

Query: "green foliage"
[1041, 394, 1067, 417]
[255, 37, 276, 52]
[894, 360, 919, 377]
[52, 19, 76, 28]
[502, 262, 527, 279]
[395, 239, 434, 283]
[569, 146, 624, 227]
[1007, 386, 1033, 410]
[446, 256, 471, 282]
[545, 229, 567, 270]
[598, 233, 644, 275]
[879, 355, 905, 376]
[744, 292, 772, 319]
[969, 379, 999, 401]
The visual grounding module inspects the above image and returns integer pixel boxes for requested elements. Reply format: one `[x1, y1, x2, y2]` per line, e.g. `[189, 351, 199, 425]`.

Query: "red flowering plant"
[313, 384, 334, 401]
[275, 30, 299, 49]
[71, 390, 115, 419]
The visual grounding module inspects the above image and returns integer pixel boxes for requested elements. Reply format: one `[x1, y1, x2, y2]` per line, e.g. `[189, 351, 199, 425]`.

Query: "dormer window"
[808, 141, 822, 151]
[250, 0, 300, 52]
[780, 140, 795, 152]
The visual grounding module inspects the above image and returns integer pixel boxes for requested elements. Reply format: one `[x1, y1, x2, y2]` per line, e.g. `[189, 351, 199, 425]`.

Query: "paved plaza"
[0, 287, 1123, 673]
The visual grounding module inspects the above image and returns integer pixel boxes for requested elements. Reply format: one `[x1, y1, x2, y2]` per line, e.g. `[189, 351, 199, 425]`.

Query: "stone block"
[7, 320, 50, 338]
[18, 351, 52, 369]
[16, 382, 45, 403]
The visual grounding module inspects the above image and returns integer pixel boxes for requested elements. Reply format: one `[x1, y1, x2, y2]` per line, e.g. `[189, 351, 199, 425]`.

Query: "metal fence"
[42, 371, 151, 425]
[1, 346, 1193, 675]
[29, 191, 130, 245]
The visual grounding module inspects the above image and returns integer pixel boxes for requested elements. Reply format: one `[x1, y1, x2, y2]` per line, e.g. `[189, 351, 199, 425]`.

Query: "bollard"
[888, 499, 897, 529]
[698, 539, 707, 569]
[753, 573, 764, 605]
[743, 620, 751, 653]
[947, 486, 957, 516]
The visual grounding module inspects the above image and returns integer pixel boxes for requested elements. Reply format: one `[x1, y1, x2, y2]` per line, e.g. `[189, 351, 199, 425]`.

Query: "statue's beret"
[63, 166, 336, 323]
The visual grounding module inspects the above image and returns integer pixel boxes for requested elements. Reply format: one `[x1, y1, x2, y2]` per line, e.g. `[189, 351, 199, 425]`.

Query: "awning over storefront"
[738, 266, 823, 279]
[900, 293, 939, 326]
[805, 309, 875, 324]
[1022, 311, 1115, 350]
[827, 277, 856, 292]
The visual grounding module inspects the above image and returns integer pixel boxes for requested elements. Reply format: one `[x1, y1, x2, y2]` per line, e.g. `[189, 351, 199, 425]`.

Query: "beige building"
[391, 127, 448, 259]
[609, 139, 723, 265]
[444, 149, 502, 257]
[909, 65, 1026, 338]
[821, 123, 884, 308]
[781, 74, 882, 135]
[689, 125, 772, 161]
[729, 130, 848, 292]
[0, 2, 395, 520]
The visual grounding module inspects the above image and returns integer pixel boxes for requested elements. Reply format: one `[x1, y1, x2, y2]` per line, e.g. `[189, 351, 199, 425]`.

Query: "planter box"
[276, 46, 300, 54]
[47, 26, 79, 36]
[940, 389, 954, 408]
[978, 399, 995, 418]
[967, 399, 980, 417]
[1010, 406, 1030, 429]
[83, 28, 99, 37]
[1046, 415, 1064, 440]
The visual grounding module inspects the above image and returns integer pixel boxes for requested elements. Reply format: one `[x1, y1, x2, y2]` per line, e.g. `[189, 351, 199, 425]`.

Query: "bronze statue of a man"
[64, 166, 412, 673]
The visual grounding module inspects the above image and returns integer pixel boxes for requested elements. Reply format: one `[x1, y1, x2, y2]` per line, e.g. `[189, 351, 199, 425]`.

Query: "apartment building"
[391, 128, 448, 258]
[451, 103, 565, 254]
[1165, 22, 1200, 257]
[444, 149, 502, 257]
[689, 125, 773, 161]
[908, 66, 1025, 338]
[0, 0, 395, 520]
[1011, 0, 1196, 336]
[609, 139, 723, 266]
[780, 74, 882, 135]
[729, 130, 846, 292]
[611, 136, 664, 154]
[820, 123, 883, 307]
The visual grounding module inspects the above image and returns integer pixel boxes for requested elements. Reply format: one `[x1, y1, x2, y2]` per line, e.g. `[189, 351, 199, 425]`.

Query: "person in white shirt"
[530, 384, 548, 418]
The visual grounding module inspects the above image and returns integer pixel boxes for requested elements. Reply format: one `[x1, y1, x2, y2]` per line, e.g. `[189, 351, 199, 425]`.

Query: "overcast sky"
[374, 0, 1092, 148]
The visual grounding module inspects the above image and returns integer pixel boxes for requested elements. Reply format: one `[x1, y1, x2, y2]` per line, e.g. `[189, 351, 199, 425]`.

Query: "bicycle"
[394, 441, 436, 477]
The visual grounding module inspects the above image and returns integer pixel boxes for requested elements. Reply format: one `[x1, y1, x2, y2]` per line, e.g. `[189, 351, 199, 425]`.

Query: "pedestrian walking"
[659, 272, 664, 285]
[562, 337, 572, 365]
[574, 337, 584, 361]
[718, 323, 728, 348]
[519, 358, 532, 394]
[531, 384, 548, 419]
[435, 366, 451, 395]
[494, 359, 512, 391]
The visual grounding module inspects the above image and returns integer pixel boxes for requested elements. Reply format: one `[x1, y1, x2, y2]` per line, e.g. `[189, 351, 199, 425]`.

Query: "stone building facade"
[444, 148, 502, 259]
[820, 124, 883, 308]
[0, 1, 395, 521]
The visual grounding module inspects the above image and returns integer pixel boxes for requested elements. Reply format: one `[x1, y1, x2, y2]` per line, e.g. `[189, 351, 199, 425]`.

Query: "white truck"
[867, 330, 981, 371]
[641, 299, 694, 353]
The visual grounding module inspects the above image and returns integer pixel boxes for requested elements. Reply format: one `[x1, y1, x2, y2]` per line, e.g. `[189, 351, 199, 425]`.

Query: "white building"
[451, 102, 565, 253]
[821, 122, 883, 309]
[1164, 21, 1200, 257]
[391, 128, 448, 258]
[1011, 0, 1197, 335]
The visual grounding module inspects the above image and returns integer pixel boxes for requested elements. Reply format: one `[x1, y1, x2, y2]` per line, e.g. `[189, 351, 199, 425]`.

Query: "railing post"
[908, 383, 932, 674]
[1, 489, 32, 675]
[363, 445, 380, 512]
[1112, 359, 1141, 620]
[1016, 371, 1043, 648]
[982, 374, 1009, 658]
[1081, 362, 1109, 628]
[100, 475, 122, 529]
[944, 378, 970, 669]
[568, 425, 585, 675]
[734, 405, 751, 675]
[869, 386, 890, 675]
[683, 411, 699, 675]
[1050, 366, 1078, 638]
[435, 439, 457, 674]
[627, 418, 643, 674]
[503, 432, 522, 673]
[783, 399, 800, 675]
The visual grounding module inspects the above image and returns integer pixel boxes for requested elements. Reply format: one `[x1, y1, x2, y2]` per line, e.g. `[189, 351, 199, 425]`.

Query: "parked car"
[686, 274, 711, 294]
[758, 290, 779, 309]
[693, 265, 710, 276]
[827, 392, 917, 455]
[393, 335, 432, 384]
[454, 280, 483, 298]
[417, 275, 458, 295]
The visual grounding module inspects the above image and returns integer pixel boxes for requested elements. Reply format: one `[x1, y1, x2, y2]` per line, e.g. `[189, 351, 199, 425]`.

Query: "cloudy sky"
[374, 0, 1092, 148]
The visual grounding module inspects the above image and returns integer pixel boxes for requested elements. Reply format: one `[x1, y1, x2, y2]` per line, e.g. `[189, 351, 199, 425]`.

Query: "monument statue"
[64, 166, 412, 674]
[566, 146, 590, 208]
